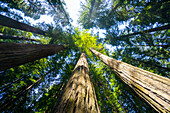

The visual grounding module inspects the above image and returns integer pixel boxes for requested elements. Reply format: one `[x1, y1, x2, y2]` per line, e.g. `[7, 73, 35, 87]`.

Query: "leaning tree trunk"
[0, 77, 42, 112]
[0, 42, 65, 71]
[0, 69, 53, 112]
[0, 33, 39, 42]
[0, 14, 46, 35]
[52, 53, 100, 113]
[115, 24, 170, 38]
[90, 48, 170, 113]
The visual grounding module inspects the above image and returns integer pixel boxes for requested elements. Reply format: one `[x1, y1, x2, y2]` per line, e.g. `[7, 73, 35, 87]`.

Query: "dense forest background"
[0, 0, 169, 112]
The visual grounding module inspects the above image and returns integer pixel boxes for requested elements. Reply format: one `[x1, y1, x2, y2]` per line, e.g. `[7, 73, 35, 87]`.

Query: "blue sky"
[25, 0, 82, 27]
[25, 0, 120, 53]
[64, 0, 82, 26]
[64, 0, 119, 53]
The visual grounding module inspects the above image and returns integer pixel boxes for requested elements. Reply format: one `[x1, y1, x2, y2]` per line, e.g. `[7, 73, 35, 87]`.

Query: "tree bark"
[0, 74, 27, 91]
[0, 69, 53, 112]
[134, 44, 169, 47]
[89, 0, 95, 19]
[52, 53, 100, 113]
[0, 42, 65, 71]
[0, 77, 42, 111]
[132, 58, 170, 72]
[0, 33, 39, 41]
[47, 0, 69, 24]
[116, 24, 170, 38]
[0, 14, 46, 35]
[90, 48, 170, 113]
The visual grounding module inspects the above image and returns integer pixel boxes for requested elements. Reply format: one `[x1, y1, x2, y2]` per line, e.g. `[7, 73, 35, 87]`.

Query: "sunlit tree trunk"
[90, 48, 170, 113]
[0, 42, 65, 71]
[0, 14, 46, 35]
[52, 53, 100, 113]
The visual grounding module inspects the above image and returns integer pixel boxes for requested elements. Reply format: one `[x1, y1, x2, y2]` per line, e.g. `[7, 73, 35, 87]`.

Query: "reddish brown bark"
[52, 53, 100, 113]
[0, 14, 46, 35]
[0, 42, 65, 71]
[90, 48, 170, 113]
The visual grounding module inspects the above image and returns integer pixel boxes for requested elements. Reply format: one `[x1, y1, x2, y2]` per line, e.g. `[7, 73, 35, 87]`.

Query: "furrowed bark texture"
[0, 14, 46, 35]
[0, 42, 65, 71]
[90, 48, 170, 113]
[52, 53, 100, 113]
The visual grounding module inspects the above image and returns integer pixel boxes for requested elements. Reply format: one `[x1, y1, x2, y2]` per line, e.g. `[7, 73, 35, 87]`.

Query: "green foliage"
[79, 0, 169, 77]
[0, 0, 168, 112]
[73, 28, 105, 57]
[0, 0, 45, 19]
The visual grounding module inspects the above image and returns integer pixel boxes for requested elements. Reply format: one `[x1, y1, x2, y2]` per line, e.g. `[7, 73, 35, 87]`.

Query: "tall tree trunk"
[0, 33, 39, 42]
[0, 14, 46, 35]
[46, 0, 69, 24]
[0, 69, 52, 112]
[0, 42, 65, 71]
[89, 0, 95, 19]
[132, 58, 170, 72]
[52, 53, 100, 113]
[0, 74, 27, 91]
[90, 48, 170, 113]
[0, 77, 42, 111]
[116, 24, 170, 38]
[134, 44, 169, 48]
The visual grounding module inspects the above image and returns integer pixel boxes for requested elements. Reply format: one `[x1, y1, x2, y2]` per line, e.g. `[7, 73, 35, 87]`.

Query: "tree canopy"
[0, 0, 169, 112]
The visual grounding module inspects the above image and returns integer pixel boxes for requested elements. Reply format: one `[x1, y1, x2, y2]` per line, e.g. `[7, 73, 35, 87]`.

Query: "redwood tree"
[0, 14, 46, 35]
[90, 48, 170, 113]
[0, 42, 65, 71]
[0, 33, 38, 41]
[52, 53, 100, 113]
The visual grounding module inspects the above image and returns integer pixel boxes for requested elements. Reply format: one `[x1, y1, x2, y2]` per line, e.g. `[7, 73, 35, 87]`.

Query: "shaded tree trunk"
[98, 82, 118, 113]
[0, 33, 39, 41]
[0, 14, 46, 35]
[0, 74, 27, 91]
[116, 24, 170, 38]
[134, 44, 169, 48]
[90, 48, 170, 113]
[0, 69, 53, 112]
[46, 0, 69, 24]
[132, 58, 170, 72]
[89, 0, 95, 19]
[0, 42, 65, 71]
[52, 53, 100, 113]
[0, 77, 42, 111]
